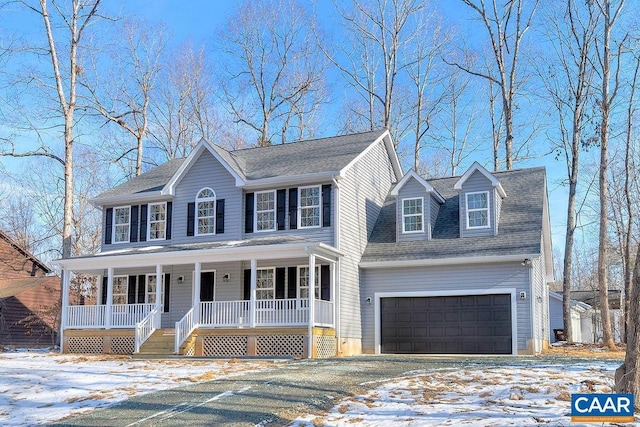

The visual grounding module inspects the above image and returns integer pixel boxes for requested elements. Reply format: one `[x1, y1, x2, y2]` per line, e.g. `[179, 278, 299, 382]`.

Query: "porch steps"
[134, 329, 176, 358]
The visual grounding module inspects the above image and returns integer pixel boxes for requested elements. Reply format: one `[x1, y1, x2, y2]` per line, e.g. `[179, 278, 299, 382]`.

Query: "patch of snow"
[0, 351, 276, 426]
[292, 362, 625, 427]
[137, 246, 164, 251]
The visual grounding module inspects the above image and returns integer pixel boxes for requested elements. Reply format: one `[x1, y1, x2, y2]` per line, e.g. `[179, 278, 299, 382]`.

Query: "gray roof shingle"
[94, 130, 386, 201]
[362, 167, 546, 263]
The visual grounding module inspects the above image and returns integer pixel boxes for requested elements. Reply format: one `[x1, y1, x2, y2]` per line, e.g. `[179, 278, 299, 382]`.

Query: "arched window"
[196, 188, 216, 235]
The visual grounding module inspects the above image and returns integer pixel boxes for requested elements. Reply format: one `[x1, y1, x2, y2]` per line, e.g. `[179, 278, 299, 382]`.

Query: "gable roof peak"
[390, 169, 445, 203]
[454, 161, 507, 198]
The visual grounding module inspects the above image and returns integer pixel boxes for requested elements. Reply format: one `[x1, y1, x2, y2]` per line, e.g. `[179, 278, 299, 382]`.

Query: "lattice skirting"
[315, 335, 337, 358]
[256, 335, 304, 358]
[183, 339, 196, 356]
[203, 336, 248, 357]
[110, 336, 135, 354]
[67, 336, 104, 354]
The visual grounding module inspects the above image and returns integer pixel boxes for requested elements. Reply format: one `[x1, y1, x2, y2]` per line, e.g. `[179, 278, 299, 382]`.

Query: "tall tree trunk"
[562, 126, 579, 343]
[615, 242, 640, 402]
[598, 0, 616, 350]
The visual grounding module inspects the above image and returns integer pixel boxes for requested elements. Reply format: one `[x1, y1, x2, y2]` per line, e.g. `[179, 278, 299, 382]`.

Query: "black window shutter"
[288, 188, 298, 229]
[137, 275, 146, 303]
[104, 208, 113, 245]
[101, 276, 108, 305]
[245, 193, 254, 233]
[243, 269, 251, 300]
[187, 202, 195, 236]
[166, 202, 173, 240]
[127, 275, 136, 304]
[163, 274, 170, 312]
[139, 204, 148, 242]
[322, 184, 332, 227]
[275, 267, 285, 299]
[130, 205, 139, 243]
[320, 265, 330, 301]
[216, 199, 225, 234]
[276, 189, 286, 230]
[287, 267, 297, 299]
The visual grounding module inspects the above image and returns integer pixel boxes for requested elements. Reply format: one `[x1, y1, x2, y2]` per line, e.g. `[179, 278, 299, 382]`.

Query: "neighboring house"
[0, 231, 60, 348]
[571, 289, 624, 343]
[548, 291, 593, 343]
[52, 129, 553, 357]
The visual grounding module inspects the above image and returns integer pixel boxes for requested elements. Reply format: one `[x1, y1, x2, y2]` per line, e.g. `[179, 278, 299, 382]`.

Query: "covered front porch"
[54, 240, 341, 358]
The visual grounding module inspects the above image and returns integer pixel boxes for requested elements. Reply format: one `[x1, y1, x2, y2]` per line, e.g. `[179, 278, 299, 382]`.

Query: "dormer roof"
[390, 170, 445, 203]
[454, 161, 507, 198]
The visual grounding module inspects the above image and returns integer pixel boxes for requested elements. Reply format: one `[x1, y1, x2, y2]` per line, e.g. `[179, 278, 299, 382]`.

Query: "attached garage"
[379, 294, 513, 355]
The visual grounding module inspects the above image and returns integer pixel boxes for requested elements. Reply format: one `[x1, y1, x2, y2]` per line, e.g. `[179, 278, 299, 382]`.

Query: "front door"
[200, 271, 215, 302]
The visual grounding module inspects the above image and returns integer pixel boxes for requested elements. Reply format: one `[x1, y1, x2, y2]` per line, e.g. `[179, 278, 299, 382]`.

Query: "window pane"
[468, 193, 488, 209]
[300, 187, 319, 207]
[300, 187, 321, 228]
[469, 211, 488, 227]
[403, 199, 422, 215]
[198, 188, 214, 199]
[404, 216, 422, 232]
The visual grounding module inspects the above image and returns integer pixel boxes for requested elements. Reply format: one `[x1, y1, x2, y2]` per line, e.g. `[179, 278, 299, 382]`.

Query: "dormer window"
[466, 191, 490, 229]
[255, 190, 276, 232]
[113, 206, 131, 243]
[402, 197, 424, 233]
[148, 202, 167, 240]
[196, 188, 216, 235]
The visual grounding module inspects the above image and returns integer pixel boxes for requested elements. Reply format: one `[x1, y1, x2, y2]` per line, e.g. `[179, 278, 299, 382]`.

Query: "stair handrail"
[175, 307, 196, 354]
[135, 305, 162, 353]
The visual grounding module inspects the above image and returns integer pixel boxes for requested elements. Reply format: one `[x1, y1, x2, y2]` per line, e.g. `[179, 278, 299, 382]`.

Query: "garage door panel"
[380, 294, 512, 355]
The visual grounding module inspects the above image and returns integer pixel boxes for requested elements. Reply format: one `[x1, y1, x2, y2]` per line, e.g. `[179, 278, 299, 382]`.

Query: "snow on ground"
[293, 360, 624, 426]
[0, 350, 277, 426]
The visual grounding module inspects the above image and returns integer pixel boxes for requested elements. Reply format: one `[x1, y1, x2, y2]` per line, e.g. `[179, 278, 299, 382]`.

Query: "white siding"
[361, 262, 532, 352]
[339, 141, 396, 340]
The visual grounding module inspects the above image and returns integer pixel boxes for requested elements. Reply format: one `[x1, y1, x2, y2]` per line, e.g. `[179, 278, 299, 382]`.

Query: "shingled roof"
[93, 129, 390, 202]
[361, 167, 547, 263]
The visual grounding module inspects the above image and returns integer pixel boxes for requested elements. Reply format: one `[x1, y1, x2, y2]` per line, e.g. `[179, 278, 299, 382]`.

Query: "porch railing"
[200, 300, 251, 327]
[255, 299, 308, 326]
[175, 307, 196, 354]
[314, 299, 334, 327]
[135, 305, 162, 353]
[65, 303, 154, 329]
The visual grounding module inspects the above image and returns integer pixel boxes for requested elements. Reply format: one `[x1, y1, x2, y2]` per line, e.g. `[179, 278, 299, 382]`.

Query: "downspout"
[527, 258, 536, 354]
[332, 176, 342, 354]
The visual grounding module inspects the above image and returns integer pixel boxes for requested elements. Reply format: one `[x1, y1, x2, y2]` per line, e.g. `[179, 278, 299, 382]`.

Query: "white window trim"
[112, 275, 129, 305]
[254, 190, 276, 232]
[255, 267, 276, 300]
[112, 206, 131, 244]
[195, 188, 216, 236]
[466, 191, 491, 229]
[147, 202, 167, 241]
[297, 265, 321, 299]
[145, 273, 165, 305]
[298, 185, 322, 229]
[401, 197, 424, 234]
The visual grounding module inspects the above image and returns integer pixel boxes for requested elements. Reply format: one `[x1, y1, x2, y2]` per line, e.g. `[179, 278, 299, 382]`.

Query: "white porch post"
[250, 259, 257, 328]
[307, 253, 316, 359]
[105, 267, 114, 329]
[330, 262, 336, 328]
[193, 262, 201, 323]
[59, 269, 71, 351]
[155, 264, 162, 311]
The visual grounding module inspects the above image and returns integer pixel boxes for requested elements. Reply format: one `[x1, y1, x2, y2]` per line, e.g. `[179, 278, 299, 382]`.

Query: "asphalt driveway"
[50, 355, 610, 427]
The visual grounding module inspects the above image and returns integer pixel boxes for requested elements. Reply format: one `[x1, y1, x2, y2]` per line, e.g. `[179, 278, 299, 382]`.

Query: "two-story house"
[53, 129, 552, 357]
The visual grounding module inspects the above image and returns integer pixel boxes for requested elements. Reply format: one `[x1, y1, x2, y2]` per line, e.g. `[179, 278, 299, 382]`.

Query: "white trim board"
[373, 288, 518, 356]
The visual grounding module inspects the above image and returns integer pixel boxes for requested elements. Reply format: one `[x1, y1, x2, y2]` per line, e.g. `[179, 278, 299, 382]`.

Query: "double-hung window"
[299, 186, 321, 228]
[255, 268, 275, 300]
[145, 274, 164, 304]
[148, 202, 166, 240]
[466, 191, 490, 228]
[113, 207, 131, 243]
[402, 197, 423, 233]
[255, 191, 276, 232]
[196, 188, 216, 235]
[112, 276, 128, 304]
[298, 266, 320, 299]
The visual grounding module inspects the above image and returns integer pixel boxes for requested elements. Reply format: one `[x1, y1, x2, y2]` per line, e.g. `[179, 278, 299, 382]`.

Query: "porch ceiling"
[52, 236, 342, 272]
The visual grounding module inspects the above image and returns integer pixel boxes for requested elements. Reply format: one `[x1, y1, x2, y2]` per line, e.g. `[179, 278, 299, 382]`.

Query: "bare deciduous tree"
[448, 0, 539, 170]
[539, 0, 599, 344]
[218, 0, 326, 146]
[84, 20, 167, 178]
